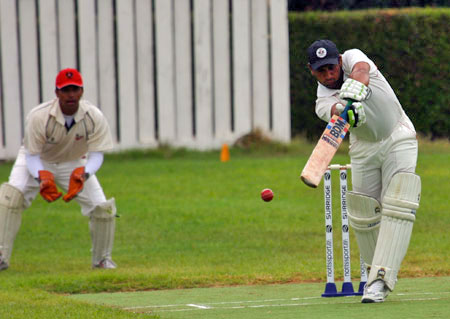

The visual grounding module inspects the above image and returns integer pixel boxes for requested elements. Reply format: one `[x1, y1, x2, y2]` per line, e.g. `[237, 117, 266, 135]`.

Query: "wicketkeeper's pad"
[89, 198, 116, 266]
[0, 183, 25, 265]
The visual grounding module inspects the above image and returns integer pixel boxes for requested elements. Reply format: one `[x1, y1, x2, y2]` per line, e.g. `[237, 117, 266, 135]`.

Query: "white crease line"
[123, 291, 450, 311]
[149, 297, 449, 313]
[123, 296, 320, 310]
[186, 304, 212, 309]
[402, 297, 441, 301]
[396, 291, 450, 296]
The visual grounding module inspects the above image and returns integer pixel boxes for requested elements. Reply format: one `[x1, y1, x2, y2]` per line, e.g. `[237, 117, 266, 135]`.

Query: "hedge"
[289, 8, 450, 140]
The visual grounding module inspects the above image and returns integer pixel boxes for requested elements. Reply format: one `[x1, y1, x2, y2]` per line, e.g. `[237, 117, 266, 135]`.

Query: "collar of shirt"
[49, 99, 88, 126]
[63, 114, 75, 128]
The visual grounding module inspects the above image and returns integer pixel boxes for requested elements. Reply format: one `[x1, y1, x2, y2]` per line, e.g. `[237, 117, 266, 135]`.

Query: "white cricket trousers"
[349, 115, 418, 202]
[8, 146, 107, 216]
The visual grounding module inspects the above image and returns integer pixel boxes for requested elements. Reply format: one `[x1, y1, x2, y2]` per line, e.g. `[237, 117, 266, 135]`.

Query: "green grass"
[0, 137, 448, 318]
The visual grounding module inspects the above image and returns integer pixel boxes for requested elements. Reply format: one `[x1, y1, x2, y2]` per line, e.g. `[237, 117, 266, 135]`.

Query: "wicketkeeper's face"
[309, 57, 343, 90]
[56, 86, 84, 116]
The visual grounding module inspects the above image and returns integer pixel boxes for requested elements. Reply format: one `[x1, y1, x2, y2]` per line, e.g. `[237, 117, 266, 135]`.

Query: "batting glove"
[335, 102, 366, 127]
[348, 102, 366, 127]
[63, 167, 87, 202]
[38, 170, 62, 202]
[339, 78, 369, 101]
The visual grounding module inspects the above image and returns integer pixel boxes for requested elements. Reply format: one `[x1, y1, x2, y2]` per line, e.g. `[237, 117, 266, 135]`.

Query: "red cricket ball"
[261, 188, 274, 202]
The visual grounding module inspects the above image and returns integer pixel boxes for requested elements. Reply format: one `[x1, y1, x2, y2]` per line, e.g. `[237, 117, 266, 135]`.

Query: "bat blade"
[300, 115, 350, 188]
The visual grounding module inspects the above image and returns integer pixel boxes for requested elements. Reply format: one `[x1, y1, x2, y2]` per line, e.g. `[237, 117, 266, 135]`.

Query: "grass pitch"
[72, 277, 450, 319]
[0, 137, 448, 318]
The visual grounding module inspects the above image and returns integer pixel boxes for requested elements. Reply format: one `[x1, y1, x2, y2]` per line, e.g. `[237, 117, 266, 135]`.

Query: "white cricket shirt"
[23, 99, 114, 163]
[315, 49, 407, 142]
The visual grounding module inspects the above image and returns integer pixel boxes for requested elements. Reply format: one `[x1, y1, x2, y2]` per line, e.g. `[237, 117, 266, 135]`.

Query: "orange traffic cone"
[220, 143, 230, 162]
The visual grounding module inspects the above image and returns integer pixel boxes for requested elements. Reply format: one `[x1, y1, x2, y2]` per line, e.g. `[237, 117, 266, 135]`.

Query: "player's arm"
[25, 152, 44, 179]
[349, 62, 370, 86]
[336, 62, 371, 126]
[339, 61, 370, 101]
[85, 151, 104, 177]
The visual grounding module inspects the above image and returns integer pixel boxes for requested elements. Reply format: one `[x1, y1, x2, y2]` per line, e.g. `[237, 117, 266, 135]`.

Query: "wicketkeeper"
[0, 68, 117, 270]
[307, 40, 421, 303]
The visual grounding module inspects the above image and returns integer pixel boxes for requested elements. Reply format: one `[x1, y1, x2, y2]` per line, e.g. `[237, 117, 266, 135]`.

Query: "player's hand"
[63, 167, 87, 202]
[335, 103, 345, 114]
[38, 170, 62, 202]
[348, 102, 366, 127]
[339, 79, 369, 101]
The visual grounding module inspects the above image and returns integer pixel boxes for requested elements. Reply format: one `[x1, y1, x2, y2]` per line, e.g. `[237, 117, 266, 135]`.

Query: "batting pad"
[89, 198, 116, 265]
[368, 172, 421, 291]
[0, 183, 25, 264]
[347, 191, 382, 268]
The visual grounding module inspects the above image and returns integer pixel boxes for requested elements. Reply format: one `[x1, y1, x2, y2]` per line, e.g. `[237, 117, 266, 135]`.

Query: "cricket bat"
[300, 100, 353, 188]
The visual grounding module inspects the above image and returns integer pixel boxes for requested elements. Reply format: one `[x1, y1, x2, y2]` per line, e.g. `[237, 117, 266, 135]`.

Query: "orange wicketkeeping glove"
[63, 167, 86, 202]
[38, 170, 62, 202]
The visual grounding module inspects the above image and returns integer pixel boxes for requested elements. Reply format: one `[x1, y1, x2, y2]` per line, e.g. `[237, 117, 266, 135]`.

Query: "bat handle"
[339, 100, 354, 122]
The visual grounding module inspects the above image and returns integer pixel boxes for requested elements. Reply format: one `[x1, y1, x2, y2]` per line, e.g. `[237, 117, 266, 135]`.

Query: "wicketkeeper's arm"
[84, 151, 104, 177]
[25, 152, 44, 179]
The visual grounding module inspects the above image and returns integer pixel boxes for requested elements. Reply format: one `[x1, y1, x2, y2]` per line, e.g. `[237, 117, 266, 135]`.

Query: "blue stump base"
[354, 281, 366, 296]
[322, 282, 366, 297]
[338, 282, 355, 296]
[321, 282, 338, 297]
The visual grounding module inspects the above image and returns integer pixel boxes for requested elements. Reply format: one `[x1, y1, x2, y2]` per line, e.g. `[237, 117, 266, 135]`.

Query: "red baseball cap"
[55, 68, 83, 89]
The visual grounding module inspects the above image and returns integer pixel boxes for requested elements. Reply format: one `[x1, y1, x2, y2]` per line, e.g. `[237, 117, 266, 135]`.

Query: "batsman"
[0, 68, 117, 270]
[306, 40, 421, 303]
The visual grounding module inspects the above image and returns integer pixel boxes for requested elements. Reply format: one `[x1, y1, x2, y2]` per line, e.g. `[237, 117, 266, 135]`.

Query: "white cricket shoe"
[93, 258, 117, 269]
[361, 280, 390, 303]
